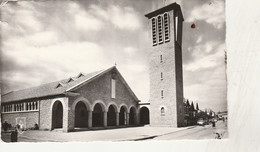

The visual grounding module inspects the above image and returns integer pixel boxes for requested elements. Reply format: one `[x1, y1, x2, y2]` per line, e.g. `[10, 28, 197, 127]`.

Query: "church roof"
[144, 2, 184, 21]
[2, 66, 139, 103]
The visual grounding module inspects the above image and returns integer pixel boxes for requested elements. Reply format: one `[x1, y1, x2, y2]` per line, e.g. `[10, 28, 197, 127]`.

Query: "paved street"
[1, 126, 186, 142]
[151, 121, 228, 140]
[1, 121, 227, 142]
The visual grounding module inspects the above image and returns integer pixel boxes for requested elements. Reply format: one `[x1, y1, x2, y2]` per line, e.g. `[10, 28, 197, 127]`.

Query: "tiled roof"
[1, 67, 112, 103]
[2, 66, 140, 103]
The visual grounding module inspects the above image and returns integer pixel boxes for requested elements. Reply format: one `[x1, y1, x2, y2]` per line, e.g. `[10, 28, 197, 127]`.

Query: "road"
[1, 120, 227, 142]
[151, 121, 228, 140]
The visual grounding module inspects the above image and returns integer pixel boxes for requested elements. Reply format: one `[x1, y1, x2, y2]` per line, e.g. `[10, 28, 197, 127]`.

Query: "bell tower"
[145, 3, 184, 127]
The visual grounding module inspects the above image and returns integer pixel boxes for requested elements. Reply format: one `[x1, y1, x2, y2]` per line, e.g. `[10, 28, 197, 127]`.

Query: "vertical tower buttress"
[145, 3, 185, 127]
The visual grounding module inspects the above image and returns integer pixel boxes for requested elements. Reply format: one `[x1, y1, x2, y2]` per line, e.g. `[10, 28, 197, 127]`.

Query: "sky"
[0, 0, 226, 112]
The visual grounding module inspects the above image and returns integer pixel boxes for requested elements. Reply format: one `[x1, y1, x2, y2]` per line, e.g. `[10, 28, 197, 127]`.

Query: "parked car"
[210, 118, 217, 123]
[218, 114, 224, 120]
[214, 118, 218, 122]
[197, 118, 205, 126]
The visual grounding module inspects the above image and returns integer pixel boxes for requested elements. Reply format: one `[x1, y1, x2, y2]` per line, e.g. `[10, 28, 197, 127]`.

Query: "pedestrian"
[34, 123, 39, 130]
[3, 121, 8, 131]
[212, 121, 215, 127]
[16, 124, 20, 130]
[11, 128, 18, 142]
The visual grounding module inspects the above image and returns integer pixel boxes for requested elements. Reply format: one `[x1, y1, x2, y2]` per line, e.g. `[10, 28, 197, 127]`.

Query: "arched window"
[164, 13, 170, 41]
[152, 18, 157, 45]
[161, 107, 165, 116]
[175, 14, 178, 41]
[29, 102, 31, 110]
[161, 90, 164, 98]
[157, 15, 163, 44]
[35, 102, 38, 110]
[32, 102, 34, 110]
[111, 79, 116, 98]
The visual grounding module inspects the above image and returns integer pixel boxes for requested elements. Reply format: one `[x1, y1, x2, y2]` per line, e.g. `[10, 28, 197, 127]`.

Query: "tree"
[186, 99, 190, 107]
[196, 102, 199, 110]
[190, 102, 195, 111]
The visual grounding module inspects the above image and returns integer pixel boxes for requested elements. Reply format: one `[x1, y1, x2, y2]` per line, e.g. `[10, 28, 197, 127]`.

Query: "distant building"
[145, 3, 185, 127]
[1, 66, 147, 132]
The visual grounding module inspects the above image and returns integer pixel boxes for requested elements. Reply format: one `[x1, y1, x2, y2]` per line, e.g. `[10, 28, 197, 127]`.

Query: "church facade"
[1, 66, 149, 132]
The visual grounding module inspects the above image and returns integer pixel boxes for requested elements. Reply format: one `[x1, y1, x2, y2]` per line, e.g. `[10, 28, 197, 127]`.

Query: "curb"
[122, 126, 197, 141]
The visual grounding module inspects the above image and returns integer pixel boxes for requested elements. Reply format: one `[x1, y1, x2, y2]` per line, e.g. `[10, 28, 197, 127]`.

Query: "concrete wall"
[39, 98, 53, 130]
[39, 97, 69, 132]
[1, 111, 39, 129]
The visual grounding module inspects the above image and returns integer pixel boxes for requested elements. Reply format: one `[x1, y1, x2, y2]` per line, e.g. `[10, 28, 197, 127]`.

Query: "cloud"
[185, 42, 225, 71]
[123, 46, 137, 56]
[89, 4, 109, 20]
[3, 40, 109, 70]
[196, 36, 202, 44]
[89, 4, 142, 30]
[1, 39, 111, 93]
[117, 64, 149, 102]
[109, 6, 142, 30]
[68, 3, 104, 32]
[184, 63, 227, 112]
[0, 0, 226, 112]
[186, 0, 225, 29]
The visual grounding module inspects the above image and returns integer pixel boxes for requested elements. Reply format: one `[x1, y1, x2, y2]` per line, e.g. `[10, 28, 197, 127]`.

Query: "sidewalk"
[11, 125, 195, 142]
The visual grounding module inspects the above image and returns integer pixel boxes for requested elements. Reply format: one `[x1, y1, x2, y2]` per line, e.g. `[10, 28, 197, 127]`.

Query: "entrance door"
[75, 101, 88, 128]
[129, 107, 136, 125]
[119, 107, 126, 125]
[92, 103, 103, 127]
[140, 107, 150, 125]
[107, 105, 116, 126]
[52, 101, 63, 129]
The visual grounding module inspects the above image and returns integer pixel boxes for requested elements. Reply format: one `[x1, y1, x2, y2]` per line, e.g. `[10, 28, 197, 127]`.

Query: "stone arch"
[50, 99, 65, 129]
[128, 105, 137, 114]
[74, 101, 88, 128]
[118, 104, 128, 112]
[50, 98, 66, 112]
[139, 106, 150, 125]
[129, 106, 137, 125]
[92, 101, 106, 127]
[107, 105, 117, 126]
[160, 106, 166, 116]
[106, 102, 119, 113]
[118, 104, 128, 126]
[71, 97, 91, 112]
[91, 100, 106, 112]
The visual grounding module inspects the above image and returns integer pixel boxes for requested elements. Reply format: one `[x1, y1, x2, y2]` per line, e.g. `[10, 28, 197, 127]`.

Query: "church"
[1, 66, 152, 132]
[1, 2, 185, 132]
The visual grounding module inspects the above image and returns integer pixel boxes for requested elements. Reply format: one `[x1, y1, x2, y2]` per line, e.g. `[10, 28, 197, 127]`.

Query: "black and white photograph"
[1, 0, 227, 142]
